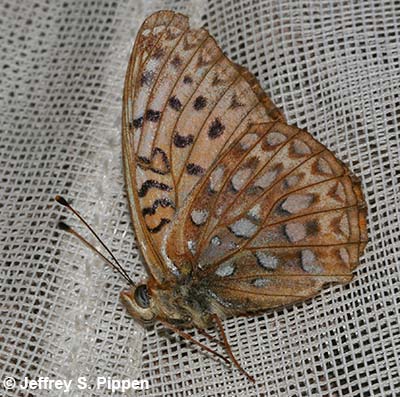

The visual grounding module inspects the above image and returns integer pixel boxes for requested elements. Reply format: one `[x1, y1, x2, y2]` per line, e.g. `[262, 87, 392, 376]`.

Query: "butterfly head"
[121, 280, 203, 328]
[120, 283, 156, 324]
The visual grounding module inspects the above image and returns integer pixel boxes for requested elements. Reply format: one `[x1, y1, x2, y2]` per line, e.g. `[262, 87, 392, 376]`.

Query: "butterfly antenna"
[55, 195, 134, 286]
[57, 221, 133, 285]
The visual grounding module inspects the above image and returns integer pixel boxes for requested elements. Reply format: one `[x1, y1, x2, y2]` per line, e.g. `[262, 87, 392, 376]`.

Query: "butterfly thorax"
[151, 278, 223, 329]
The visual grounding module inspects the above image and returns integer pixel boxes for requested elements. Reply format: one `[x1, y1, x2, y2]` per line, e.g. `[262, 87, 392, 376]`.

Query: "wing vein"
[122, 13, 185, 281]
[214, 285, 308, 298]
[150, 33, 209, 156]
[213, 172, 348, 231]
[246, 240, 365, 250]
[264, 203, 360, 228]
[198, 135, 323, 262]
[137, 26, 190, 155]
[168, 52, 226, 204]
[218, 273, 353, 280]
[193, 123, 279, 260]
[174, 72, 242, 192]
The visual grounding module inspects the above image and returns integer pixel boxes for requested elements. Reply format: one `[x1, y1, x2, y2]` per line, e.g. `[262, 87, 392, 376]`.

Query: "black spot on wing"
[138, 155, 151, 165]
[142, 198, 175, 216]
[140, 70, 154, 87]
[138, 180, 172, 198]
[208, 118, 225, 139]
[137, 147, 170, 175]
[171, 55, 182, 69]
[173, 133, 194, 148]
[183, 75, 193, 84]
[229, 93, 244, 109]
[168, 96, 182, 111]
[186, 163, 205, 176]
[146, 109, 161, 122]
[147, 218, 171, 233]
[193, 95, 207, 110]
[133, 117, 143, 129]
[152, 147, 170, 174]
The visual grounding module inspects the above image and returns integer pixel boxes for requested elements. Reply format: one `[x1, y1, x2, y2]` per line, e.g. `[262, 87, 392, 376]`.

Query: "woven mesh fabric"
[1, 0, 399, 396]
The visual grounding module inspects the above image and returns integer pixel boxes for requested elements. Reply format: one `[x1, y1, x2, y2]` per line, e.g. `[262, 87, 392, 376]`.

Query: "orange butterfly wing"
[164, 121, 368, 314]
[122, 11, 283, 284]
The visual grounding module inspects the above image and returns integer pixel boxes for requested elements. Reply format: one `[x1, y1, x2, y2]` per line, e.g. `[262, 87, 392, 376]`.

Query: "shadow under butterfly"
[57, 10, 368, 383]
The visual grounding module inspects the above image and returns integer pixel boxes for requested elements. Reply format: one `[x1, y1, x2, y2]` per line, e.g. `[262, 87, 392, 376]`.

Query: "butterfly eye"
[134, 284, 150, 308]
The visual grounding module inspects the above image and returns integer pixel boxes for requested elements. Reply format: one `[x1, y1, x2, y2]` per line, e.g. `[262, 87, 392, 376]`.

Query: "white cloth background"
[1, 1, 399, 396]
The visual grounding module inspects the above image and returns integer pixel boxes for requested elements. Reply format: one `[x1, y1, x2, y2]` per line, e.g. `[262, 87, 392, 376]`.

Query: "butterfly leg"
[198, 328, 225, 348]
[158, 319, 230, 365]
[211, 314, 255, 383]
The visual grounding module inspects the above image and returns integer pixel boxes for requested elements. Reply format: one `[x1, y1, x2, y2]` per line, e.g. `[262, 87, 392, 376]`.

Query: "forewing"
[122, 11, 283, 283]
[165, 121, 367, 314]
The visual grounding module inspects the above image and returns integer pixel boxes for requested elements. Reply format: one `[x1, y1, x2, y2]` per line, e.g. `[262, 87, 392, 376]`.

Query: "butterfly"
[59, 10, 367, 383]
